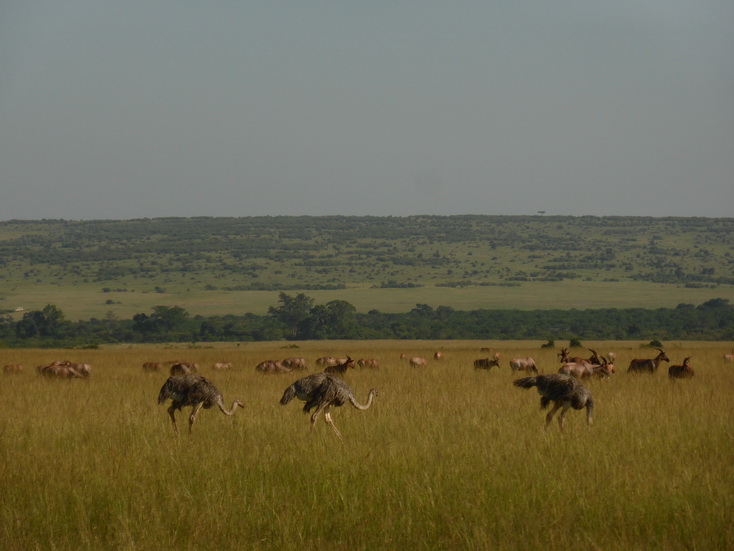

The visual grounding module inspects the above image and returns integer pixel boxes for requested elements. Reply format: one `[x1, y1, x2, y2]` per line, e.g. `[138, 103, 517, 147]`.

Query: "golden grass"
[1, 341, 733, 550]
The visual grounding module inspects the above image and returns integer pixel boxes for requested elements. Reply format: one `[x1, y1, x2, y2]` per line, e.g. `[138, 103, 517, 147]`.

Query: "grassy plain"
[3, 280, 734, 321]
[1, 341, 733, 550]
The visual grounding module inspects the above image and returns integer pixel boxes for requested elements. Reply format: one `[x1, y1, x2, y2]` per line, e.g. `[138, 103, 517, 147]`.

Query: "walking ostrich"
[513, 374, 594, 431]
[157, 374, 243, 435]
[279, 373, 377, 439]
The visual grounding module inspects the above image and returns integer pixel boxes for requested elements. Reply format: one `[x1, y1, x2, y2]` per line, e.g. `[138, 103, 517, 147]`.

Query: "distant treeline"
[1, 294, 732, 348]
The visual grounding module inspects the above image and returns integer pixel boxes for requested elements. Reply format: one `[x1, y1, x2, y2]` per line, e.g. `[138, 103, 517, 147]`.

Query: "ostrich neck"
[349, 390, 375, 410]
[217, 398, 242, 416]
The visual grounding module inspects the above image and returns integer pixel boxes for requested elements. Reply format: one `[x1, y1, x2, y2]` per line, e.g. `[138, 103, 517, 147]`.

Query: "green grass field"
[1, 341, 733, 550]
[4, 280, 733, 321]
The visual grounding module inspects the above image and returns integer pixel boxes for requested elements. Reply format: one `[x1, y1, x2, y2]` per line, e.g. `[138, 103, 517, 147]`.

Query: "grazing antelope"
[668, 357, 694, 380]
[558, 347, 600, 367]
[4, 364, 23, 374]
[170, 362, 198, 375]
[256, 360, 291, 374]
[433, 352, 444, 360]
[212, 362, 233, 370]
[723, 351, 734, 362]
[316, 356, 341, 367]
[559, 357, 614, 380]
[627, 348, 669, 374]
[282, 357, 307, 371]
[409, 357, 428, 368]
[357, 358, 380, 369]
[143, 362, 162, 372]
[510, 357, 539, 373]
[474, 354, 501, 371]
[38, 362, 82, 378]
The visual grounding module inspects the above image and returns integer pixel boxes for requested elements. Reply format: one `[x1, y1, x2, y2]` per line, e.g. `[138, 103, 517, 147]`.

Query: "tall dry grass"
[1, 341, 732, 550]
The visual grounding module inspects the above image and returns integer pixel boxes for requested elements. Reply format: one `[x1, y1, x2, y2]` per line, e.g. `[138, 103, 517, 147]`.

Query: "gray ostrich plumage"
[157, 374, 243, 435]
[280, 372, 377, 439]
[513, 373, 594, 431]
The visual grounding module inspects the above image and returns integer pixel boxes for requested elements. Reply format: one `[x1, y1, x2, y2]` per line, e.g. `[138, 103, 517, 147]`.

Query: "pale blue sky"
[1, 1, 732, 220]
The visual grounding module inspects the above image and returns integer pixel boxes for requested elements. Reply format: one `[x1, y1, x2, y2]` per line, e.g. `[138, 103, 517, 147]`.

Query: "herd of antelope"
[4, 346, 727, 381]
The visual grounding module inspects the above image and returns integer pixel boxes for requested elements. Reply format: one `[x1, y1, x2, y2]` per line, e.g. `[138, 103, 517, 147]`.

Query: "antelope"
[256, 360, 291, 374]
[434, 352, 444, 360]
[212, 362, 234, 370]
[558, 347, 600, 367]
[510, 357, 539, 373]
[170, 362, 198, 375]
[282, 357, 307, 371]
[474, 354, 501, 370]
[357, 358, 380, 369]
[3, 364, 23, 374]
[143, 362, 162, 372]
[38, 363, 82, 378]
[627, 348, 669, 374]
[324, 357, 355, 375]
[559, 357, 614, 380]
[668, 357, 694, 379]
[409, 357, 427, 368]
[723, 351, 734, 362]
[316, 356, 340, 367]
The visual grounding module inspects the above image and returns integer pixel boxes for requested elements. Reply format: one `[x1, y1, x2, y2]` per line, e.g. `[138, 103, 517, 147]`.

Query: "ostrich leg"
[545, 402, 561, 429]
[189, 402, 205, 434]
[323, 406, 343, 440]
[167, 405, 180, 435]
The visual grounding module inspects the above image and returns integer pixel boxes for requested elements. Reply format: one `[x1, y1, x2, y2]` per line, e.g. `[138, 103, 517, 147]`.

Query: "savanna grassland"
[2, 341, 733, 551]
[1, 216, 732, 320]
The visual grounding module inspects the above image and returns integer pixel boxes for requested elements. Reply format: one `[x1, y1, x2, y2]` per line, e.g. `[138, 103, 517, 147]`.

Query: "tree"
[268, 293, 314, 338]
[16, 304, 65, 338]
[132, 306, 190, 335]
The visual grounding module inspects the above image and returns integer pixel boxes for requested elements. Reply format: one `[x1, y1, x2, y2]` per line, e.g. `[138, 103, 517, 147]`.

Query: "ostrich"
[157, 374, 243, 435]
[513, 374, 594, 431]
[279, 373, 377, 439]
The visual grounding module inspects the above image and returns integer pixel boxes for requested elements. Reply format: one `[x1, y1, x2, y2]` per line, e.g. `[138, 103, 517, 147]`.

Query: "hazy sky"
[1, 1, 732, 220]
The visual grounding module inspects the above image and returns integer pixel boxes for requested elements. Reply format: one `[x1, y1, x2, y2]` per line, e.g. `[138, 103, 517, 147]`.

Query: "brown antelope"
[627, 348, 669, 374]
[474, 354, 501, 370]
[559, 357, 614, 380]
[433, 352, 444, 360]
[3, 364, 23, 374]
[282, 357, 307, 370]
[357, 358, 380, 369]
[324, 357, 355, 375]
[316, 356, 340, 367]
[256, 360, 291, 374]
[668, 357, 694, 379]
[409, 357, 428, 368]
[38, 362, 82, 378]
[170, 362, 198, 375]
[558, 347, 600, 366]
[143, 362, 162, 372]
[510, 357, 538, 373]
[723, 351, 734, 362]
[212, 362, 234, 370]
